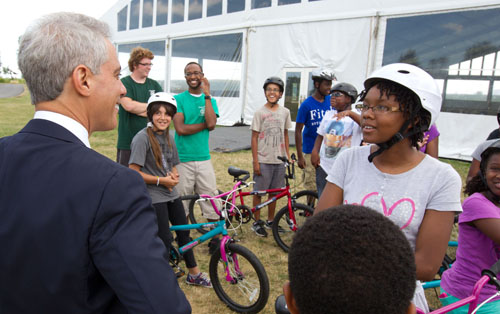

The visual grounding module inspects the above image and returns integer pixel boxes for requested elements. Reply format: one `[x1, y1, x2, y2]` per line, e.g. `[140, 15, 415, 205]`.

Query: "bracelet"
[156, 176, 160, 186]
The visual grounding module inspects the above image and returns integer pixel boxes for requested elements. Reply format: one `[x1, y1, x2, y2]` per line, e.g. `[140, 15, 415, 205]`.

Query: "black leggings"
[153, 198, 197, 269]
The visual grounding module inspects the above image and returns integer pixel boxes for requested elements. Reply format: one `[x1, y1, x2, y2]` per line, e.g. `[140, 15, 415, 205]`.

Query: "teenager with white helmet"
[295, 67, 336, 194]
[129, 92, 212, 288]
[316, 63, 462, 313]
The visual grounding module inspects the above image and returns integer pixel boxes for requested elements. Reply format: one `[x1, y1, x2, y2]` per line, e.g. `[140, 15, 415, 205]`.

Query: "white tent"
[101, 0, 500, 160]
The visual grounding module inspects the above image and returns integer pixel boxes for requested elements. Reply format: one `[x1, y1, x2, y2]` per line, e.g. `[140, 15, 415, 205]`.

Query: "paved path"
[0, 83, 24, 98]
[209, 126, 296, 152]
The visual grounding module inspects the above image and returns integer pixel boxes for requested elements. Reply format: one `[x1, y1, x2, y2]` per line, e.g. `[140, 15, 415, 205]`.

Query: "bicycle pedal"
[175, 269, 185, 278]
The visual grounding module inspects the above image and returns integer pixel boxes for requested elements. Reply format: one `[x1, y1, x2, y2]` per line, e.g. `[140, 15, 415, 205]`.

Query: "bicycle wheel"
[272, 203, 314, 253]
[209, 243, 269, 313]
[292, 190, 318, 209]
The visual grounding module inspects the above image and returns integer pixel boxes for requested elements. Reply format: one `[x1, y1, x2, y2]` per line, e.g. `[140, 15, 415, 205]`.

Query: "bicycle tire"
[292, 190, 318, 209]
[186, 190, 224, 235]
[209, 243, 270, 313]
[272, 203, 314, 253]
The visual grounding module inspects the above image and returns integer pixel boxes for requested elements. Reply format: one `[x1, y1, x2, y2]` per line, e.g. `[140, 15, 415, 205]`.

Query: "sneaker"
[265, 220, 286, 233]
[251, 220, 268, 237]
[186, 272, 212, 288]
[208, 238, 220, 255]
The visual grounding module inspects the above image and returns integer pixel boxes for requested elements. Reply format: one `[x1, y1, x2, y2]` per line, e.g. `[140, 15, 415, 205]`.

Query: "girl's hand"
[418, 134, 430, 149]
[162, 173, 179, 191]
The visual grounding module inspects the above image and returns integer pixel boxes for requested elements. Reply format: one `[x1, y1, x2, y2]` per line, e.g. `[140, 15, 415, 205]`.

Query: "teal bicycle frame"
[170, 214, 239, 283]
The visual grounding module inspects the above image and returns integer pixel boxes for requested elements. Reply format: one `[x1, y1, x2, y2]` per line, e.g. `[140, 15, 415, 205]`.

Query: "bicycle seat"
[228, 166, 249, 178]
[274, 294, 290, 314]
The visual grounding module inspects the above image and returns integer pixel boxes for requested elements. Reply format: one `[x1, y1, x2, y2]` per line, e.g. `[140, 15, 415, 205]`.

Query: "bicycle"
[168, 198, 270, 313]
[186, 153, 315, 252]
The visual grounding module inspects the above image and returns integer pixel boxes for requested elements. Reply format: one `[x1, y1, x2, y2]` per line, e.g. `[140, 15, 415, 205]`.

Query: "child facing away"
[250, 76, 292, 237]
[283, 204, 417, 314]
[316, 63, 463, 312]
[129, 92, 211, 287]
[311, 82, 362, 197]
[440, 140, 500, 313]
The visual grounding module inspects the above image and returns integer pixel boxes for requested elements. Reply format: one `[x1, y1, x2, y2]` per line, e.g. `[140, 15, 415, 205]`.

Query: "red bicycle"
[185, 153, 315, 252]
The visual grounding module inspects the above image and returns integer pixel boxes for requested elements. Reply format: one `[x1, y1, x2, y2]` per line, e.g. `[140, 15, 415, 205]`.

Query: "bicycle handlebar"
[481, 259, 500, 290]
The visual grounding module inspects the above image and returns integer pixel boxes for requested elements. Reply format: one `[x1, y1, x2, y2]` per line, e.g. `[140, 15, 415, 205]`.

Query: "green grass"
[0, 86, 471, 313]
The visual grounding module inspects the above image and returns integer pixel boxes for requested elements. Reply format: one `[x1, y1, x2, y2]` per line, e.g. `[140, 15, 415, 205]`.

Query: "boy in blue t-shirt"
[295, 68, 335, 193]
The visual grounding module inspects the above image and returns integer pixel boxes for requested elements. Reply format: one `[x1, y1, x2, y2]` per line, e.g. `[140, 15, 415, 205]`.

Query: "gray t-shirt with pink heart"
[326, 145, 462, 250]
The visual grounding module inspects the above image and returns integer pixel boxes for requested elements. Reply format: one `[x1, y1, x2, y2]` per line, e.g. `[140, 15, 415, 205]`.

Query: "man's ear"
[283, 281, 300, 314]
[407, 302, 416, 314]
[72, 65, 91, 97]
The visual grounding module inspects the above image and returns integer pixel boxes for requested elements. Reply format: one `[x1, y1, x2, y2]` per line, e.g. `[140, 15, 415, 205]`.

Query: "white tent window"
[157, 0, 169, 25]
[228, 0, 245, 13]
[143, 0, 154, 27]
[130, 0, 140, 29]
[207, 0, 222, 16]
[170, 33, 243, 97]
[383, 7, 500, 115]
[172, 0, 185, 23]
[189, 0, 203, 20]
[117, 5, 127, 31]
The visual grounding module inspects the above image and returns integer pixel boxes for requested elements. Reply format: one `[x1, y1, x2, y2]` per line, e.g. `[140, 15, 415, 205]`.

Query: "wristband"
[204, 95, 211, 100]
[156, 176, 160, 186]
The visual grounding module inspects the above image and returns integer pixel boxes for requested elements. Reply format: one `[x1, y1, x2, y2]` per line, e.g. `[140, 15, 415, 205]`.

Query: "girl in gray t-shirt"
[129, 93, 211, 287]
[315, 64, 462, 313]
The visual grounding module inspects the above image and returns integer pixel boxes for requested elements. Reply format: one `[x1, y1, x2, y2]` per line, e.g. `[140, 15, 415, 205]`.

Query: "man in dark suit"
[0, 12, 191, 314]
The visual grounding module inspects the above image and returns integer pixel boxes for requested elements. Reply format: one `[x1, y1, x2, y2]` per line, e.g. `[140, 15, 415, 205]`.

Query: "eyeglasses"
[355, 103, 401, 113]
[185, 71, 203, 77]
[331, 91, 345, 97]
[265, 88, 281, 93]
[138, 62, 153, 67]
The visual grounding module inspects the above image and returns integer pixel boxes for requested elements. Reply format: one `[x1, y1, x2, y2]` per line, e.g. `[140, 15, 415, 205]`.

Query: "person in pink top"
[419, 124, 439, 158]
[440, 140, 500, 313]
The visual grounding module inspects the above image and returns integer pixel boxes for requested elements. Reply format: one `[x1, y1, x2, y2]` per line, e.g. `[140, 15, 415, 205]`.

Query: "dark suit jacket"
[0, 119, 191, 314]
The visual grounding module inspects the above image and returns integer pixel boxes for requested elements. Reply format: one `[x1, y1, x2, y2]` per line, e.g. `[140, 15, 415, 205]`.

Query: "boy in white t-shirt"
[311, 82, 361, 197]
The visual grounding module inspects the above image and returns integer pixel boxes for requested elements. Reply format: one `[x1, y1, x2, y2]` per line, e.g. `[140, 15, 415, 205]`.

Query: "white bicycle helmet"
[311, 68, 337, 81]
[147, 92, 177, 120]
[362, 63, 442, 162]
[364, 63, 441, 127]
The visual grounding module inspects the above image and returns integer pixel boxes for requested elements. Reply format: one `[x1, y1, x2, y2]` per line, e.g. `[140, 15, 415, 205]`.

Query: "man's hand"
[201, 77, 211, 96]
[311, 150, 320, 168]
[297, 155, 306, 169]
[253, 162, 261, 176]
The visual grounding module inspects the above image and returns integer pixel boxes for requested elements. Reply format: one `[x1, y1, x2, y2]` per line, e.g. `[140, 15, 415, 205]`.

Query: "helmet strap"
[367, 120, 421, 163]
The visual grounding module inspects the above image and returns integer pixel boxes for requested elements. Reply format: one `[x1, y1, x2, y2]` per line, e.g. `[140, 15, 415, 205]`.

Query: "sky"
[0, 0, 118, 77]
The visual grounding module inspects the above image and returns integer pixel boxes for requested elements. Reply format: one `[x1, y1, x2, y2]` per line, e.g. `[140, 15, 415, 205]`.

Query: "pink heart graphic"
[357, 192, 416, 230]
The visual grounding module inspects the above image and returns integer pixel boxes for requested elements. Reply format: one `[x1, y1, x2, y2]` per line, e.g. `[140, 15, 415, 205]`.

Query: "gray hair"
[18, 12, 111, 105]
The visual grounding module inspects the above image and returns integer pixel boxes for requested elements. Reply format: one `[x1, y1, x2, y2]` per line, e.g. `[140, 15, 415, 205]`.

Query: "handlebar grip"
[241, 174, 250, 182]
[277, 156, 288, 163]
[483, 259, 500, 277]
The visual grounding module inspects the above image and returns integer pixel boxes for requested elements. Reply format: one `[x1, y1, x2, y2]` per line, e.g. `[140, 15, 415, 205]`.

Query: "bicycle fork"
[219, 236, 244, 284]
